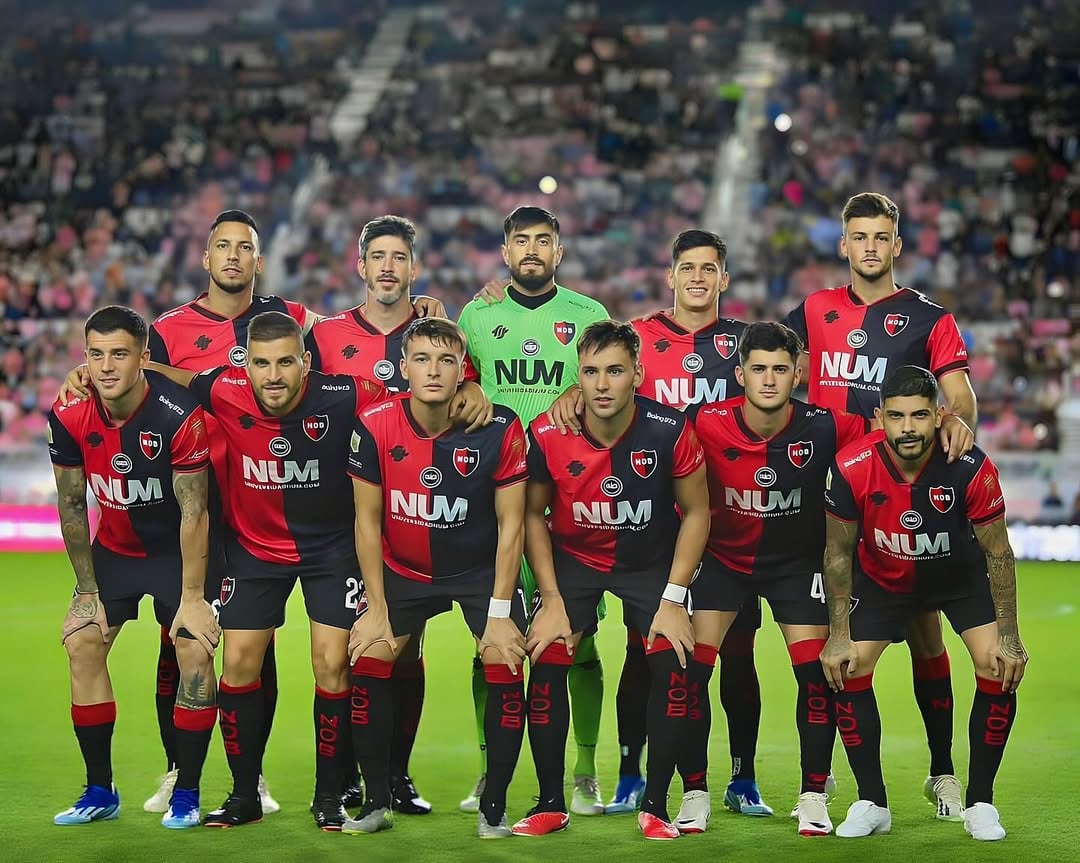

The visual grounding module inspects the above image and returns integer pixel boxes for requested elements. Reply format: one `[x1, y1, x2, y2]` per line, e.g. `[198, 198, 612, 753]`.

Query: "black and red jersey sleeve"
[47, 406, 84, 467]
[283, 299, 308, 327]
[495, 417, 529, 486]
[672, 420, 705, 477]
[965, 456, 1006, 525]
[526, 428, 552, 482]
[347, 419, 381, 484]
[188, 366, 229, 412]
[782, 301, 809, 348]
[148, 324, 171, 365]
[825, 461, 860, 522]
[926, 314, 969, 378]
[304, 329, 324, 372]
[353, 376, 388, 414]
[834, 411, 872, 449]
[170, 407, 210, 473]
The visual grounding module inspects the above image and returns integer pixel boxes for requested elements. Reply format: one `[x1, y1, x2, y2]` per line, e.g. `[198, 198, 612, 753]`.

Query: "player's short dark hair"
[738, 321, 803, 364]
[85, 305, 148, 348]
[577, 320, 640, 365]
[503, 206, 559, 239]
[671, 229, 727, 267]
[208, 209, 260, 248]
[359, 215, 417, 260]
[880, 365, 938, 404]
[401, 317, 466, 357]
[247, 311, 302, 346]
[841, 192, 900, 232]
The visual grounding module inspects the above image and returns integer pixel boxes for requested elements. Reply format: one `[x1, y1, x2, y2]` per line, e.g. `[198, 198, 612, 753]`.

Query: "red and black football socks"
[678, 643, 716, 794]
[480, 665, 525, 826]
[526, 645, 573, 811]
[966, 676, 1017, 806]
[912, 650, 955, 776]
[257, 637, 278, 776]
[719, 631, 761, 782]
[788, 639, 835, 794]
[640, 642, 688, 822]
[835, 673, 887, 807]
[72, 701, 116, 789]
[470, 654, 488, 774]
[616, 628, 649, 779]
[218, 678, 265, 800]
[314, 687, 351, 797]
[155, 627, 179, 771]
[390, 656, 425, 778]
[350, 658, 394, 809]
[174, 702, 216, 792]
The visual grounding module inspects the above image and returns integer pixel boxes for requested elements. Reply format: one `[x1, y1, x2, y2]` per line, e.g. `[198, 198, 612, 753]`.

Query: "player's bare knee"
[221, 639, 267, 686]
[311, 646, 349, 691]
[174, 636, 215, 678]
[904, 612, 945, 657]
[64, 627, 109, 671]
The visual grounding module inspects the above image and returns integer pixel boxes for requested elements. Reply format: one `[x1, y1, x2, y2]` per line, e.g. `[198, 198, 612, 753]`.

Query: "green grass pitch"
[4, 554, 1078, 861]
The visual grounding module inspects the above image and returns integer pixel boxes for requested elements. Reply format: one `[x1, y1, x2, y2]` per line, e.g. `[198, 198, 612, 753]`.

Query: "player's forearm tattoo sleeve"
[176, 668, 216, 710]
[173, 470, 209, 556]
[822, 518, 858, 633]
[975, 519, 1018, 636]
[174, 469, 210, 593]
[55, 467, 97, 593]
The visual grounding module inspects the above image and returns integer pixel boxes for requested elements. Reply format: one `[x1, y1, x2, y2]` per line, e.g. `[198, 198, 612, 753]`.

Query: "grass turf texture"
[4, 554, 1078, 862]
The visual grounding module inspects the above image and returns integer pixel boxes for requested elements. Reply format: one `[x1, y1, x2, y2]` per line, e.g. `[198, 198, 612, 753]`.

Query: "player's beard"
[258, 378, 303, 413]
[888, 433, 931, 461]
[210, 272, 253, 294]
[850, 257, 892, 283]
[510, 260, 554, 293]
[371, 278, 410, 306]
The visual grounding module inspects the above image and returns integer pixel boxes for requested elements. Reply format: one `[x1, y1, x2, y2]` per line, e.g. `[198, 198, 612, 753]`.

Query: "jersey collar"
[845, 285, 912, 308]
[508, 285, 559, 309]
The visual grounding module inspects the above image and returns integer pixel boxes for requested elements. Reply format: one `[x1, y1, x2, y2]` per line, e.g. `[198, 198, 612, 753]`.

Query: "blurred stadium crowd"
[1, 0, 1077, 516]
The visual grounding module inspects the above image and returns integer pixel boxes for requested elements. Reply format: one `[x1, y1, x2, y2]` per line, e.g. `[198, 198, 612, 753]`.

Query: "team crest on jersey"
[553, 321, 576, 345]
[453, 447, 480, 477]
[139, 431, 163, 461]
[884, 313, 909, 337]
[220, 577, 235, 606]
[713, 333, 737, 360]
[787, 440, 813, 468]
[303, 415, 329, 442]
[630, 449, 657, 479]
[929, 486, 955, 514]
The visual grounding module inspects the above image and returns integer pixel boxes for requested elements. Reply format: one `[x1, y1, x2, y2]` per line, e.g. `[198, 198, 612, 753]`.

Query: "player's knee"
[64, 627, 108, 671]
[222, 640, 268, 686]
[311, 647, 349, 691]
[174, 636, 214, 677]
[904, 613, 945, 656]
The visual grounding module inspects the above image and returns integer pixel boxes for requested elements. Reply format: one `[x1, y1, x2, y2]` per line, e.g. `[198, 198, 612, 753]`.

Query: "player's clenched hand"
[450, 382, 494, 432]
[546, 386, 583, 436]
[474, 279, 508, 305]
[479, 617, 527, 675]
[939, 414, 974, 463]
[412, 296, 447, 318]
[819, 634, 858, 692]
[59, 364, 92, 405]
[525, 595, 573, 663]
[349, 610, 395, 665]
[62, 591, 110, 644]
[990, 632, 1028, 693]
[647, 601, 695, 668]
[170, 598, 220, 657]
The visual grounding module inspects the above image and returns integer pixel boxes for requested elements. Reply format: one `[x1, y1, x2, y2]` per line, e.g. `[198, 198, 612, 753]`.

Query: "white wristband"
[488, 597, 512, 618]
[661, 583, 687, 604]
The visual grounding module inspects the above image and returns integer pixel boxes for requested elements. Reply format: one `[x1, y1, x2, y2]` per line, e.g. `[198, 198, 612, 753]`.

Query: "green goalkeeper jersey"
[458, 284, 610, 425]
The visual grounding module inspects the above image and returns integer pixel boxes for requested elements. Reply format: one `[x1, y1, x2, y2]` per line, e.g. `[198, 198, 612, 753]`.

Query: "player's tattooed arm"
[176, 668, 217, 710]
[174, 468, 210, 594]
[822, 516, 858, 635]
[973, 515, 1028, 692]
[54, 465, 97, 593]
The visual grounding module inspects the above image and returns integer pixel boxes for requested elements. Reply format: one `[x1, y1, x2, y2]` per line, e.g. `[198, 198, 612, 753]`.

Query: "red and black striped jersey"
[691, 397, 867, 575]
[527, 396, 704, 574]
[189, 367, 386, 566]
[632, 313, 746, 409]
[47, 371, 209, 558]
[347, 395, 527, 583]
[783, 286, 969, 418]
[826, 431, 1005, 593]
[305, 306, 416, 389]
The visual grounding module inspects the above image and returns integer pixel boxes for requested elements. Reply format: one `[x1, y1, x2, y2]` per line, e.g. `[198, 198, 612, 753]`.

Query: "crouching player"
[49, 306, 219, 828]
[346, 318, 530, 838]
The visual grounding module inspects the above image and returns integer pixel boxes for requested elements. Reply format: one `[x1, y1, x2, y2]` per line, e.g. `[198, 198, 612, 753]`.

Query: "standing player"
[49, 306, 219, 829]
[456, 206, 611, 815]
[821, 366, 1027, 841]
[516, 321, 710, 840]
[783, 192, 978, 819]
[688, 322, 869, 836]
[345, 318, 529, 838]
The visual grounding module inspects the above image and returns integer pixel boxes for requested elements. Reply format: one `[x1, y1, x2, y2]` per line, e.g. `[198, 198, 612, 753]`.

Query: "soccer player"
[783, 192, 978, 819]
[689, 321, 869, 837]
[345, 317, 529, 838]
[516, 321, 710, 840]
[456, 205, 611, 815]
[49, 306, 218, 829]
[821, 365, 1027, 841]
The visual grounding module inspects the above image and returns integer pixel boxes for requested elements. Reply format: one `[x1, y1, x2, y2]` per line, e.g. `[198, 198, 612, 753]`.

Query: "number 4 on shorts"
[810, 572, 826, 604]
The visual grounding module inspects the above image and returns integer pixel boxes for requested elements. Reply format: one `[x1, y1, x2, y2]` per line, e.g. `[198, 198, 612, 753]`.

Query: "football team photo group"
[49, 197, 1029, 845]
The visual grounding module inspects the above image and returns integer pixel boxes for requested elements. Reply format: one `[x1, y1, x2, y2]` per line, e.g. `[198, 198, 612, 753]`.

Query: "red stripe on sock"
[484, 664, 522, 684]
[174, 705, 217, 731]
[535, 642, 575, 666]
[912, 650, 951, 680]
[315, 686, 350, 700]
[844, 673, 874, 693]
[975, 675, 1005, 695]
[693, 643, 719, 666]
[719, 631, 755, 656]
[352, 657, 394, 678]
[160, 625, 172, 645]
[644, 636, 674, 655]
[72, 701, 116, 727]
[219, 678, 262, 695]
[788, 638, 827, 667]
